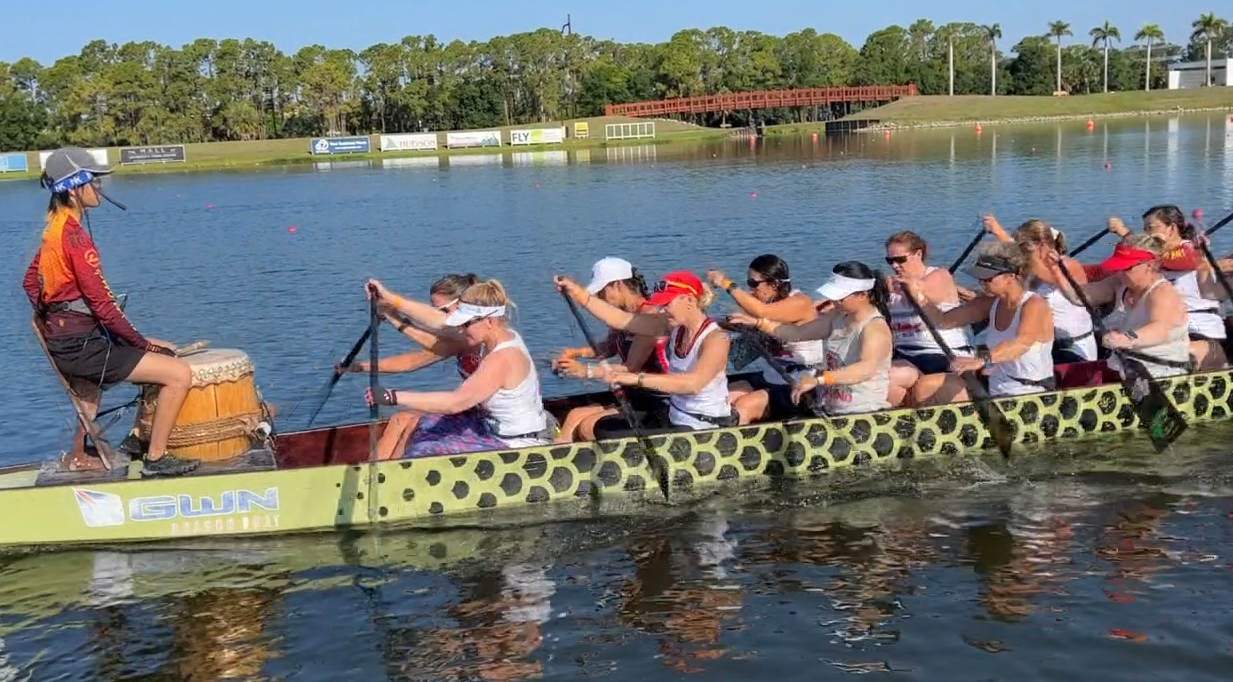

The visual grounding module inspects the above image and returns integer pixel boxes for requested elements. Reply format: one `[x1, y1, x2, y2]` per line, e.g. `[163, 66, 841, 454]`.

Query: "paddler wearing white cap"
[552, 257, 670, 443]
[731, 261, 894, 416]
[366, 279, 557, 457]
[899, 242, 1056, 405]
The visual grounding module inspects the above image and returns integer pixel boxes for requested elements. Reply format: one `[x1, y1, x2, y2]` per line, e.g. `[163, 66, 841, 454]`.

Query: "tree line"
[0, 13, 1229, 151]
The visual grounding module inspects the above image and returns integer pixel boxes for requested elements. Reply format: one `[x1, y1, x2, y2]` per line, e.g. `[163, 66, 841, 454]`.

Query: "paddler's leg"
[576, 408, 618, 441]
[378, 410, 421, 459]
[65, 378, 102, 470]
[888, 360, 921, 407]
[1189, 338, 1228, 371]
[556, 404, 609, 443]
[910, 372, 969, 406]
[124, 352, 199, 477]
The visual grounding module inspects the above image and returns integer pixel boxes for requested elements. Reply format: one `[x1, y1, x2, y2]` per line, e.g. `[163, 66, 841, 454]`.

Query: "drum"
[136, 348, 266, 462]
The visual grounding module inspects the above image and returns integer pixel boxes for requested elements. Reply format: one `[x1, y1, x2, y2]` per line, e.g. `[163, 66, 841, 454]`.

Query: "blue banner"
[0, 153, 30, 173]
[310, 136, 371, 155]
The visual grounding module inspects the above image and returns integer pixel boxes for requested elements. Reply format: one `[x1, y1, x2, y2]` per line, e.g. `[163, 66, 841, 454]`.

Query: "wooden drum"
[136, 348, 265, 462]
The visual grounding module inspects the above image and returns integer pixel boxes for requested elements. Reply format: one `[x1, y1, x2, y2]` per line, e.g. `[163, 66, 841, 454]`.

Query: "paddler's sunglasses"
[746, 277, 770, 288]
[435, 298, 459, 312]
[884, 255, 911, 265]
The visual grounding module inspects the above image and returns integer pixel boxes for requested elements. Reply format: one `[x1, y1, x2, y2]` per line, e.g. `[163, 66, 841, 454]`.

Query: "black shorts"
[744, 372, 814, 421]
[44, 331, 145, 390]
[893, 349, 953, 375]
[622, 386, 669, 415]
[1052, 345, 1088, 366]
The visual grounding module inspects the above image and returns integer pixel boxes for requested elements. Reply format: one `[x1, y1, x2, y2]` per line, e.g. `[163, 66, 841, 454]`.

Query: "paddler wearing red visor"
[1050, 235, 1191, 380]
[22, 146, 199, 477]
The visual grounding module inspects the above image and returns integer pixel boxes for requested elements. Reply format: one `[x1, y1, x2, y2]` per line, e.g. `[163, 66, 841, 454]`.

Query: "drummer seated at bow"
[22, 146, 199, 477]
[1048, 235, 1192, 381]
[554, 271, 738, 438]
[346, 273, 481, 459]
[365, 279, 557, 458]
[551, 258, 670, 443]
[901, 242, 1056, 405]
[706, 254, 823, 424]
[730, 261, 893, 416]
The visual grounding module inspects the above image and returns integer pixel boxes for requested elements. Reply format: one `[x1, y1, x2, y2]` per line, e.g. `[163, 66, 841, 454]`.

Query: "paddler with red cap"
[553, 270, 737, 439]
[1050, 234, 1192, 380]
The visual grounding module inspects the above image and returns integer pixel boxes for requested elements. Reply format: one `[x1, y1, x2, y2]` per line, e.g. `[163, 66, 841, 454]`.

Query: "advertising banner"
[509, 128, 566, 146]
[445, 131, 502, 149]
[380, 133, 438, 152]
[40, 148, 109, 170]
[310, 136, 371, 155]
[0, 153, 29, 173]
[573, 122, 589, 139]
[119, 145, 187, 165]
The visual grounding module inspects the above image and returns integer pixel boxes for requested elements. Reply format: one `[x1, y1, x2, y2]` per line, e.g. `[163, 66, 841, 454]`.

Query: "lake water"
[1, 114, 1232, 680]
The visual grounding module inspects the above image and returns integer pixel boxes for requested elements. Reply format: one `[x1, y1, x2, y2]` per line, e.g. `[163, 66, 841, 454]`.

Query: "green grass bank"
[0, 116, 721, 182]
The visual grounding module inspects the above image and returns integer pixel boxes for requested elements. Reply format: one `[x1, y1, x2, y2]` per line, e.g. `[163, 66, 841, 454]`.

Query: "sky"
[0, 0, 1222, 65]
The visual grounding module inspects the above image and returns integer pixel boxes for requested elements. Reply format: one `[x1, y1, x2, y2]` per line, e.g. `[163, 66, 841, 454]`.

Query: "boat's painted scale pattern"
[9, 369, 1232, 547]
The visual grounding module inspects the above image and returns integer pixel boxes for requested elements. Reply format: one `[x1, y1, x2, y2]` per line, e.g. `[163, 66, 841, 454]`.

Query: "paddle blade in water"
[963, 373, 1014, 457]
[1120, 355, 1188, 452]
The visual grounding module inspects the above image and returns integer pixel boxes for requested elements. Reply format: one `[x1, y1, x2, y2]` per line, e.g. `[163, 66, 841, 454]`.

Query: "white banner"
[39, 148, 110, 170]
[380, 133, 438, 152]
[509, 128, 566, 146]
[445, 131, 502, 149]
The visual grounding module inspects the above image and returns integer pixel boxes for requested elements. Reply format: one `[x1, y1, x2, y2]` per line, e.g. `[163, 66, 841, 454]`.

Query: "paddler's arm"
[352, 349, 448, 374]
[64, 220, 156, 350]
[382, 348, 513, 414]
[902, 277, 991, 330]
[1106, 282, 1187, 349]
[734, 309, 833, 342]
[622, 334, 665, 372]
[983, 214, 1014, 243]
[707, 271, 814, 323]
[368, 279, 451, 332]
[605, 332, 730, 394]
[818, 318, 892, 385]
[556, 275, 670, 337]
[986, 295, 1053, 363]
[23, 252, 42, 311]
[1045, 256, 1116, 307]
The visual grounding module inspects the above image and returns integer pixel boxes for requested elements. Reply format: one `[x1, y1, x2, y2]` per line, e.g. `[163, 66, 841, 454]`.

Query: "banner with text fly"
[509, 128, 566, 146]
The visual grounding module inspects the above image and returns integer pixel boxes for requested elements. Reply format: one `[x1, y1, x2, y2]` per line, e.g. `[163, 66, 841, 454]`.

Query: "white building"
[1167, 57, 1232, 88]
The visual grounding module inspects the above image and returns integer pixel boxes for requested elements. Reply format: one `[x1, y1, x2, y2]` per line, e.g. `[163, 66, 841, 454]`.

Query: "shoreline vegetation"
[3, 90, 1231, 181]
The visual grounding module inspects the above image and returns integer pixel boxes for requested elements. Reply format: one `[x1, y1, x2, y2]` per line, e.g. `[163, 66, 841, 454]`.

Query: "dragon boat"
[3, 312, 1232, 550]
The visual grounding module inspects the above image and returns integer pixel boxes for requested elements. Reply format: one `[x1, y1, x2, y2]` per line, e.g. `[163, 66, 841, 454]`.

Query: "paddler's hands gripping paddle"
[556, 285, 670, 502]
[365, 282, 381, 524]
[1052, 258, 1187, 451]
[900, 285, 1014, 458]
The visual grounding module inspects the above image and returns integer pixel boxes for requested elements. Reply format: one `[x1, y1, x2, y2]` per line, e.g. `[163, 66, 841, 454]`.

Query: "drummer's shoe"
[141, 452, 201, 478]
[118, 432, 146, 457]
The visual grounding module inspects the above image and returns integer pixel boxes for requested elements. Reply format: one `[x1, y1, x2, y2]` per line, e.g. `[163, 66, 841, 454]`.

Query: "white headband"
[815, 273, 876, 301]
[445, 301, 506, 326]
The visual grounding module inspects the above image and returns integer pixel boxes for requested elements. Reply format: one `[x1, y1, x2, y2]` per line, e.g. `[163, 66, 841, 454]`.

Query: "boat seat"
[1054, 360, 1118, 389]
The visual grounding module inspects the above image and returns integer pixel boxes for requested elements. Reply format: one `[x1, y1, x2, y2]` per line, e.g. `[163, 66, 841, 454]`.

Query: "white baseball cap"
[585, 257, 634, 294]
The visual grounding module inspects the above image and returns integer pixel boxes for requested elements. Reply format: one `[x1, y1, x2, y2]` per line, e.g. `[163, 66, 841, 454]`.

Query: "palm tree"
[1089, 21, 1121, 92]
[1047, 20, 1073, 93]
[1134, 24, 1165, 91]
[1190, 13, 1230, 86]
[984, 23, 1003, 95]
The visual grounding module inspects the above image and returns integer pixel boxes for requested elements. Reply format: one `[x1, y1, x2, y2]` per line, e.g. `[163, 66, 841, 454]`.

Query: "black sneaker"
[119, 433, 147, 456]
[141, 452, 201, 478]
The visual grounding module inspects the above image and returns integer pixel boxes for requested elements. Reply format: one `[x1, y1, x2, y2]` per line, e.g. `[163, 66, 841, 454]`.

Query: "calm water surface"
[0, 114, 1231, 680]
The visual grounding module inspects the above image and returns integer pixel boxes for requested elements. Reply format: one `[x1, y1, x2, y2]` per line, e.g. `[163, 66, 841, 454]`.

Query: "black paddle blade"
[962, 373, 1014, 458]
[728, 332, 762, 371]
[1120, 356, 1188, 452]
[305, 326, 373, 428]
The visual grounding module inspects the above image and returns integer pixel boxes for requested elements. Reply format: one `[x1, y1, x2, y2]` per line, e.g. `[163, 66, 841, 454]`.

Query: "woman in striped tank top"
[347, 273, 485, 458]
[552, 257, 670, 443]
[883, 231, 976, 406]
[707, 254, 824, 423]
[902, 242, 1056, 404]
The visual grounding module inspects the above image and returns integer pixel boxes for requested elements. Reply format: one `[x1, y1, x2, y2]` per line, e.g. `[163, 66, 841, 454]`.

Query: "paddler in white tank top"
[1049, 235, 1191, 380]
[707, 254, 824, 424]
[1105, 205, 1228, 371]
[883, 230, 975, 407]
[366, 278, 557, 458]
[984, 216, 1098, 364]
[902, 242, 1056, 405]
[733, 261, 894, 416]
[554, 270, 737, 438]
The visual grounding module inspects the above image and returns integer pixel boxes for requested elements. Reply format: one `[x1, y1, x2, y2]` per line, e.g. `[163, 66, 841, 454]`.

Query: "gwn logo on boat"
[71, 487, 280, 529]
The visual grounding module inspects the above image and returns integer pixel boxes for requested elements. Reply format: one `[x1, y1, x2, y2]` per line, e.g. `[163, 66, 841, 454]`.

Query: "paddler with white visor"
[444, 301, 507, 327]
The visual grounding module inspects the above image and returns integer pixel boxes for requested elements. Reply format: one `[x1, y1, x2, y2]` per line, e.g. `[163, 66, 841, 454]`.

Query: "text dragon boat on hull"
[2, 338, 1232, 548]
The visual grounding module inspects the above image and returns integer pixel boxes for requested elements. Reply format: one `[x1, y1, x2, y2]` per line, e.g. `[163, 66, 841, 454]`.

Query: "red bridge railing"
[605, 85, 919, 117]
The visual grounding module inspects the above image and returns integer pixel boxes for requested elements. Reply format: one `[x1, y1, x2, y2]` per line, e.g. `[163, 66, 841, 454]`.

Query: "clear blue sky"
[1, 0, 1220, 65]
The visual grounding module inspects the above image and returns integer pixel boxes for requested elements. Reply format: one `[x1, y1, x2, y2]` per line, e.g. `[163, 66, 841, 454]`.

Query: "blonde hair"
[696, 283, 716, 310]
[979, 241, 1029, 274]
[1124, 232, 1167, 256]
[1014, 219, 1067, 254]
[460, 279, 515, 321]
